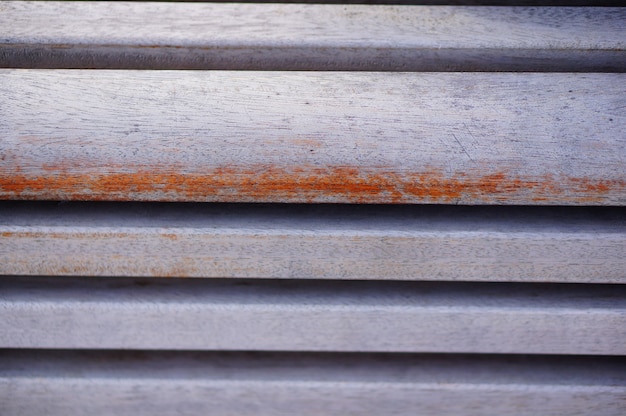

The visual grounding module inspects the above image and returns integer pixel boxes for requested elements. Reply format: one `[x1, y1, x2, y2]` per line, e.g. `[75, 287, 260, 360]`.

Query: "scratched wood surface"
[2, 276, 625, 354]
[2, 70, 625, 205]
[1, 3, 624, 71]
[1, 202, 624, 282]
[2, 350, 625, 416]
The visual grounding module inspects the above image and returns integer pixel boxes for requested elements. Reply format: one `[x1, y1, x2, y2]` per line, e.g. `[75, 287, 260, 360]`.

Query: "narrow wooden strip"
[1, 276, 625, 354]
[1, 350, 624, 416]
[1, 202, 625, 282]
[26, 1, 624, 5]
[1, 70, 625, 205]
[1, 3, 624, 71]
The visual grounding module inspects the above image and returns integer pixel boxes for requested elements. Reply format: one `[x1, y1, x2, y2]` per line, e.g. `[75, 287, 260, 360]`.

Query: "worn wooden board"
[24, 1, 624, 4]
[1, 202, 625, 282]
[1, 350, 625, 416]
[1, 3, 624, 71]
[1, 276, 625, 354]
[1, 70, 625, 205]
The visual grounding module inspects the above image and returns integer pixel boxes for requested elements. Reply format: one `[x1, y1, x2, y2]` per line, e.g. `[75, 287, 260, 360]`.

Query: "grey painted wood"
[2, 70, 625, 205]
[1, 202, 625, 282]
[1, 276, 625, 354]
[1, 3, 624, 71]
[1, 350, 625, 416]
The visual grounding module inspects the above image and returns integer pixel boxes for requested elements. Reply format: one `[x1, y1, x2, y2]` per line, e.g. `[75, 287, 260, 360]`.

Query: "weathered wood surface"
[1, 276, 625, 354]
[1, 350, 625, 416]
[25, 1, 623, 4]
[1, 3, 624, 71]
[1, 202, 625, 282]
[2, 70, 625, 205]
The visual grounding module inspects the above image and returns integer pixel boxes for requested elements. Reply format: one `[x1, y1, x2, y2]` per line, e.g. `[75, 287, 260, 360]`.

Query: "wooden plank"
[26, 1, 622, 5]
[1, 276, 625, 354]
[1, 350, 625, 416]
[1, 3, 624, 71]
[1, 70, 625, 205]
[1, 202, 625, 282]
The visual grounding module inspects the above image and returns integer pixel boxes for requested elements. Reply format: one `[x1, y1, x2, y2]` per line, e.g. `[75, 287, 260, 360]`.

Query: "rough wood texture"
[2, 276, 625, 354]
[2, 350, 625, 416]
[1, 3, 624, 71]
[1, 202, 625, 282]
[2, 70, 625, 205]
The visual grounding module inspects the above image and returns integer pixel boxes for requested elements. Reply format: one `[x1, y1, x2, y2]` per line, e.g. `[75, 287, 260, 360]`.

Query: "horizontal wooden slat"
[2, 70, 625, 204]
[1, 202, 625, 282]
[26, 1, 623, 5]
[1, 350, 625, 416]
[2, 276, 625, 354]
[1, 3, 624, 71]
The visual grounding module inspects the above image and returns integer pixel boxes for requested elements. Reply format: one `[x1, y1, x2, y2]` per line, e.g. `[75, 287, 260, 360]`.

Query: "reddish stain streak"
[0, 165, 624, 204]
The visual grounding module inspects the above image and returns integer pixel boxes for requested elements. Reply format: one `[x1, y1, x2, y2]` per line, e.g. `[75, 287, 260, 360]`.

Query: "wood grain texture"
[1, 202, 625, 282]
[1, 350, 625, 416]
[2, 70, 625, 205]
[1, 276, 625, 354]
[26, 1, 624, 4]
[1, 3, 624, 71]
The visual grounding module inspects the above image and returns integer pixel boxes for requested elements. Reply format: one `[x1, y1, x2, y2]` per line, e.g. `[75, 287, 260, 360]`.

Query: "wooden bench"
[1, 1, 625, 414]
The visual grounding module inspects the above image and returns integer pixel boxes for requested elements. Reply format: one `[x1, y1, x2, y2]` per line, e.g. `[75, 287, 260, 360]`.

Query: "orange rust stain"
[1, 231, 14, 238]
[569, 177, 612, 193]
[1, 165, 624, 204]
